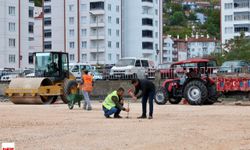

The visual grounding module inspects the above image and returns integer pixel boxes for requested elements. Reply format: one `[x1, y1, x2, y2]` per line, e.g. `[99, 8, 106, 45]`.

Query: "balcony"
[89, 34, 105, 40]
[89, 46, 105, 52]
[142, 0, 153, 7]
[89, 1, 105, 14]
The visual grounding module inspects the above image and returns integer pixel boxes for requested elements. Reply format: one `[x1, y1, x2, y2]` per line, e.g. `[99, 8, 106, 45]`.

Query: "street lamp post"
[89, 12, 99, 65]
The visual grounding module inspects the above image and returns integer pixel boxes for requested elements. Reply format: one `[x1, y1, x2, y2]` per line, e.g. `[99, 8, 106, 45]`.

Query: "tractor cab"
[34, 52, 69, 82]
[155, 58, 218, 105]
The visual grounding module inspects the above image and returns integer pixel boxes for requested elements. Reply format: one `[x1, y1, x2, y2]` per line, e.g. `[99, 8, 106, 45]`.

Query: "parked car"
[0, 73, 19, 82]
[91, 71, 103, 80]
[69, 63, 93, 81]
[110, 57, 155, 79]
[218, 60, 249, 73]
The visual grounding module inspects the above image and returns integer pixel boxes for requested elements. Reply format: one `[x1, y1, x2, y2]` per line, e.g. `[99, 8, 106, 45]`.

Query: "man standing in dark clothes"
[131, 79, 155, 119]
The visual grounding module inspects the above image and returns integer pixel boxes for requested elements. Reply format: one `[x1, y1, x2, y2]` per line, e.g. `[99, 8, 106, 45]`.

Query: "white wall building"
[0, 0, 35, 69]
[162, 36, 174, 63]
[187, 36, 218, 58]
[221, 0, 250, 44]
[43, 0, 122, 65]
[122, 0, 163, 65]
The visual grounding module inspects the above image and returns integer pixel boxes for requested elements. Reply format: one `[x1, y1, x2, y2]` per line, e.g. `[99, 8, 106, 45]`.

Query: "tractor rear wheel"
[155, 87, 168, 105]
[184, 80, 208, 105]
[204, 84, 217, 105]
[169, 97, 182, 104]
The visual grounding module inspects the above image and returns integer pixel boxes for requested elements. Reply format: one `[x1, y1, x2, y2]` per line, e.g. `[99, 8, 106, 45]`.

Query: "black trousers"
[141, 90, 155, 116]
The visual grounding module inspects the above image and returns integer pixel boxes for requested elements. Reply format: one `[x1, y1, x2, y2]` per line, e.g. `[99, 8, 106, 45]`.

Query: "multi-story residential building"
[43, 0, 122, 65]
[221, 0, 250, 44]
[122, 0, 163, 65]
[162, 36, 174, 63]
[173, 38, 188, 61]
[187, 36, 219, 58]
[0, 0, 35, 69]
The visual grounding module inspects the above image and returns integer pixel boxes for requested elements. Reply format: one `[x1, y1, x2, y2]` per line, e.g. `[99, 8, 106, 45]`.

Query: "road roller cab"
[5, 52, 78, 104]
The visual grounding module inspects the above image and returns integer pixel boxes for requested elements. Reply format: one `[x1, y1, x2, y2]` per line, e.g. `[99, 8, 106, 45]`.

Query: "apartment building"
[43, 0, 122, 65]
[187, 36, 219, 58]
[162, 36, 174, 63]
[122, 0, 163, 65]
[173, 38, 188, 61]
[0, 0, 35, 69]
[221, 0, 250, 44]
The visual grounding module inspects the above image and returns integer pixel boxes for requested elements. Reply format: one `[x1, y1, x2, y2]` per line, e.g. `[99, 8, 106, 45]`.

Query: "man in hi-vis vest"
[102, 88, 130, 118]
[81, 70, 93, 110]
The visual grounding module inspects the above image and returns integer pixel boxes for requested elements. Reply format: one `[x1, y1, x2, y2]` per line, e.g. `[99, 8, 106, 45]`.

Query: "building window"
[108, 29, 111, 36]
[142, 18, 153, 26]
[142, 6, 151, 15]
[116, 54, 119, 61]
[82, 41, 87, 49]
[28, 53, 33, 64]
[9, 39, 15, 47]
[82, 54, 87, 62]
[81, 29, 87, 37]
[29, 37, 34, 41]
[69, 42, 75, 49]
[234, 25, 249, 32]
[9, 22, 15, 32]
[155, 44, 158, 50]
[44, 5, 51, 14]
[108, 41, 112, 48]
[29, 7, 34, 18]
[225, 15, 233, 21]
[108, 53, 112, 61]
[81, 4, 87, 11]
[81, 16, 87, 24]
[108, 16, 111, 23]
[44, 17, 51, 26]
[225, 3, 233, 9]
[69, 29, 74, 37]
[108, 4, 111, 11]
[155, 20, 158, 26]
[142, 0, 153, 2]
[70, 54, 75, 61]
[44, 0, 51, 2]
[69, 4, 74, 12]
[116, 30, 119, 36]
[9, 6, 15, 16]
[9, 55, 15, 63]
[44, 29, 51, 38]
[44, 41, 52, 50]
[116, 5, 119, 12]
[142, 30, 153, 38]
[69, 17, 74, 25]
[90, 2, 104, 10]
[155, 9, 158, 15]
[234, 0, 249, 8]
[234, 12, 250, 21]
[116, 18, 119, 24]
[44, 41, 52, 49]
[142, 42, 153, 50]
[116, 42, 119, 48]
[29, 22, 34, 33]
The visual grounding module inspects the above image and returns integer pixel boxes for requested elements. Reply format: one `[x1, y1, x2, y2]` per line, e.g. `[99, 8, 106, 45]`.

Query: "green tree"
[34, 0, 42, 7]
[169, 11, 187, 26]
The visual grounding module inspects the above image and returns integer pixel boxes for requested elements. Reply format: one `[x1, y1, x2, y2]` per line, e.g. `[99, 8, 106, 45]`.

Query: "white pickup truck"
[109, 57, 155, 79]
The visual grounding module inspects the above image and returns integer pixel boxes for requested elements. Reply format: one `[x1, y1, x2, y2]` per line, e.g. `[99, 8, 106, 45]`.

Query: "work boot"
[114, 115, 123, 119]
[83, 103, 87, 110]
[86, 106, 92, 111]
[137, 115, 147, 119]
[148, 116, 153, 119]
[104, 114, 111, 118]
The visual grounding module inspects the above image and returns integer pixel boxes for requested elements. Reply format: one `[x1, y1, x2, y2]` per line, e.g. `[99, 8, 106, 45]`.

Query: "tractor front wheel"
[154, 87, 168, 105]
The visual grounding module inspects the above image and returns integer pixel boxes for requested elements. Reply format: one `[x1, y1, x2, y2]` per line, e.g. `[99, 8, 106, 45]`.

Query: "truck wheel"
[154, 87, 168, 105]
[169, 97, 182, 104]
[184, 80, 208, 105]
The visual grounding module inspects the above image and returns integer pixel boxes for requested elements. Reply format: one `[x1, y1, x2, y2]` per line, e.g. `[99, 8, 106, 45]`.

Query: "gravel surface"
[1, 101, 250, 150]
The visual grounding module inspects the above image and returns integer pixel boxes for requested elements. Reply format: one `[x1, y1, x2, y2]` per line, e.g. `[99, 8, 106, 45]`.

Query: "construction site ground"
[1, 100, 250, 150]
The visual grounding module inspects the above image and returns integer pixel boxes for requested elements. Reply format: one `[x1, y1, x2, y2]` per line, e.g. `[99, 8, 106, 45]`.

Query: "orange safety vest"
[82, 74, 93, 92]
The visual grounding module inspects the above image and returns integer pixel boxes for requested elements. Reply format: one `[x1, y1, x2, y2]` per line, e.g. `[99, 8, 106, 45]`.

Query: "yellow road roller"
[5, 52, 78, 104]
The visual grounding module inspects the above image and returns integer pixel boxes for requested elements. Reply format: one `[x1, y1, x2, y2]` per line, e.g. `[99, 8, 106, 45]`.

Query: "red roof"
[188, 37, 217, 42]
[172, 58, 209, 65]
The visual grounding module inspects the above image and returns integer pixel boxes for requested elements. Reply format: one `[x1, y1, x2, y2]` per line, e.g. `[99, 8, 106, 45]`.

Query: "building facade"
[221, 0, 250, 44]
[0, 0, 35, 69]
[162, 36, 174, 63]
[122, 0, 163, 65]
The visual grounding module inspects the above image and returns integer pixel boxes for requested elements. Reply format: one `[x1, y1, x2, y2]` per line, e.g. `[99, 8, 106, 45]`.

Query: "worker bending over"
[102, 88, 130, 118]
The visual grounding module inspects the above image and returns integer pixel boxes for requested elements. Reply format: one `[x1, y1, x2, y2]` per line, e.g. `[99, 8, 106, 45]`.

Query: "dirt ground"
[1, 101, 250, 150]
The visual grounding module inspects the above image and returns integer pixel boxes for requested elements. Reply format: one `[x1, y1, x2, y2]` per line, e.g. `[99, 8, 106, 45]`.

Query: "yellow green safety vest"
[102, 91, 118, 110]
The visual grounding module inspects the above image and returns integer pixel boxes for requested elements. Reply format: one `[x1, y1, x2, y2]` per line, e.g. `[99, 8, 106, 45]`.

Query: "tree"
[34, 0, 42, 7]
[169, 11, 187, 26]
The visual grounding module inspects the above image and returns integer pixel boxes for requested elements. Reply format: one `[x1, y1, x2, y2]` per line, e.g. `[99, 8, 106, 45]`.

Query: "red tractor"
[155, 58, 218, 105]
